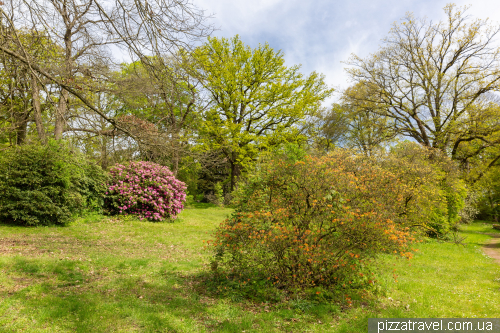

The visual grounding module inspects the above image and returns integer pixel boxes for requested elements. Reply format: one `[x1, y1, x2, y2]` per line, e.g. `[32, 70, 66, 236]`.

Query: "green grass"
[0, 210, 499, 332]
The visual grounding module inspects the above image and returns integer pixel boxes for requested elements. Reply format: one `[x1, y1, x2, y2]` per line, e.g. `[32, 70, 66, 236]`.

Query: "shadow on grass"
[0, 211, 107, 229]
[0, 221, 66, 228]
[454, 222, 500, 247]
[2, 256, 268, 332]
[483, 241, 500, 250]
[189, 270, 356, 317]
[8, 288, 211, 332]
[0, 255, 404, 333]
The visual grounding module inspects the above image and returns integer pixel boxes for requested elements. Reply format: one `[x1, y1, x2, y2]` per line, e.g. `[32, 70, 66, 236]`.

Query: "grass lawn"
[0, 206, 499, 332]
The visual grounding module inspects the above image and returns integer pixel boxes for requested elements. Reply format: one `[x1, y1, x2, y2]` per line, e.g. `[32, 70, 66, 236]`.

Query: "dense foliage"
[475, 168, 500, 222]
[209, 150, 417, 294]
[208, 145, 469, 295]
[193, 35, 333, 191]
[2, 2, 499, 221]
[0, 141, 108, 226]
[104, 161, 187, 221]
[380, 142, 467, 236]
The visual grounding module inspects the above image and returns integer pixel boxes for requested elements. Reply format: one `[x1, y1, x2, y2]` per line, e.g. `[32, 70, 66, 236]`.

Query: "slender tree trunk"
[14, 112, 29, 145]
[230, 157, 241, 192]
[172, 149, 179, 176]
[171, 132, 181, 176]
[100, 137, 108, 169]
[97, 94, 108, 169]
[55, 28, 72, 140]
[54, 88, 68, 139]
[31, 74, 47, 143]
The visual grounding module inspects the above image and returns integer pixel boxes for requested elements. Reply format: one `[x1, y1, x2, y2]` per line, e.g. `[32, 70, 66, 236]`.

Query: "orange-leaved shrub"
[208, 150, 418, 294]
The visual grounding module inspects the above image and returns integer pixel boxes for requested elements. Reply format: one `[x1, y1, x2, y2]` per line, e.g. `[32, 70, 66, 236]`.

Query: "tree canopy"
[193, 35, 333, 190]
[2, 1, 500, 217]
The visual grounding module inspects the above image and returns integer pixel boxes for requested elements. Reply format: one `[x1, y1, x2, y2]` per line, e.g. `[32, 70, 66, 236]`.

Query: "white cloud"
[193, 0, 500, 103]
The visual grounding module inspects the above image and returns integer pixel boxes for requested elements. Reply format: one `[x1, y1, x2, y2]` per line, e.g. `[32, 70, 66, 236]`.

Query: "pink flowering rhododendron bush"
[104, 161, 187, 221]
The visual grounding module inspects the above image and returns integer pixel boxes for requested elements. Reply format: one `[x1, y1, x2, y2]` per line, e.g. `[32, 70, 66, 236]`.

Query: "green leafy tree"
[338, 83, 397, 155]
[0, 0, 212, 144]
[476, 166, 500, 221]
[193, 35, 333, 191]
[306, 104, 348, 153]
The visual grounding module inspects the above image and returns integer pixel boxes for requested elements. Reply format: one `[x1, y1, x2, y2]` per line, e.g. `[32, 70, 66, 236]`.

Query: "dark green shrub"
[0, 141, 108, 226]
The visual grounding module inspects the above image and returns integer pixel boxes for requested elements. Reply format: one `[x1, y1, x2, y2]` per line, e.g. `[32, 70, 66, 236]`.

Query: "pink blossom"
[105, 161, 186, 221]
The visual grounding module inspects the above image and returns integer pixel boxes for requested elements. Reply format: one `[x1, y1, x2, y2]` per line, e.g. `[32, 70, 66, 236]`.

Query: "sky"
[192, 0, 500, 101]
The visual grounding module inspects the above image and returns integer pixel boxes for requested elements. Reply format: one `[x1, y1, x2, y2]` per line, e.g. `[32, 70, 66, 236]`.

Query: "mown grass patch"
[0, 210, 499, 332]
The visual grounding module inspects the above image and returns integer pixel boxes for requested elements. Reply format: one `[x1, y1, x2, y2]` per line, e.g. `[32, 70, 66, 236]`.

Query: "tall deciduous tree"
[0, 27, 59, 145]
[0, 0, 213, 143]
[339, 83, 397, 155]
[306, 104, 348, 153]
[345, 4, 500, 176]
[193, 36, 333, 191]
[115, 56, 204, 175]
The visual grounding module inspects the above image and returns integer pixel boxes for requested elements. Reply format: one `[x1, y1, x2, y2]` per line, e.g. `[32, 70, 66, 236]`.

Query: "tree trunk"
[230, 158, 241, 192]
[172, 149, 179, 176]
[54, 87, 68, 139]
[14, 112, 29, 145]
[100, 137, 108, 169]
[55, 29, 72, 140]
[171, 132, 181, 176]
[31, 74, 47, 143]
[54, 90, 67, 139]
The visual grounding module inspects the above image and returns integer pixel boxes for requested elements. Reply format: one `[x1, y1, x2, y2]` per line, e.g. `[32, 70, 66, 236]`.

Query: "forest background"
[1, 0, 500, 222]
